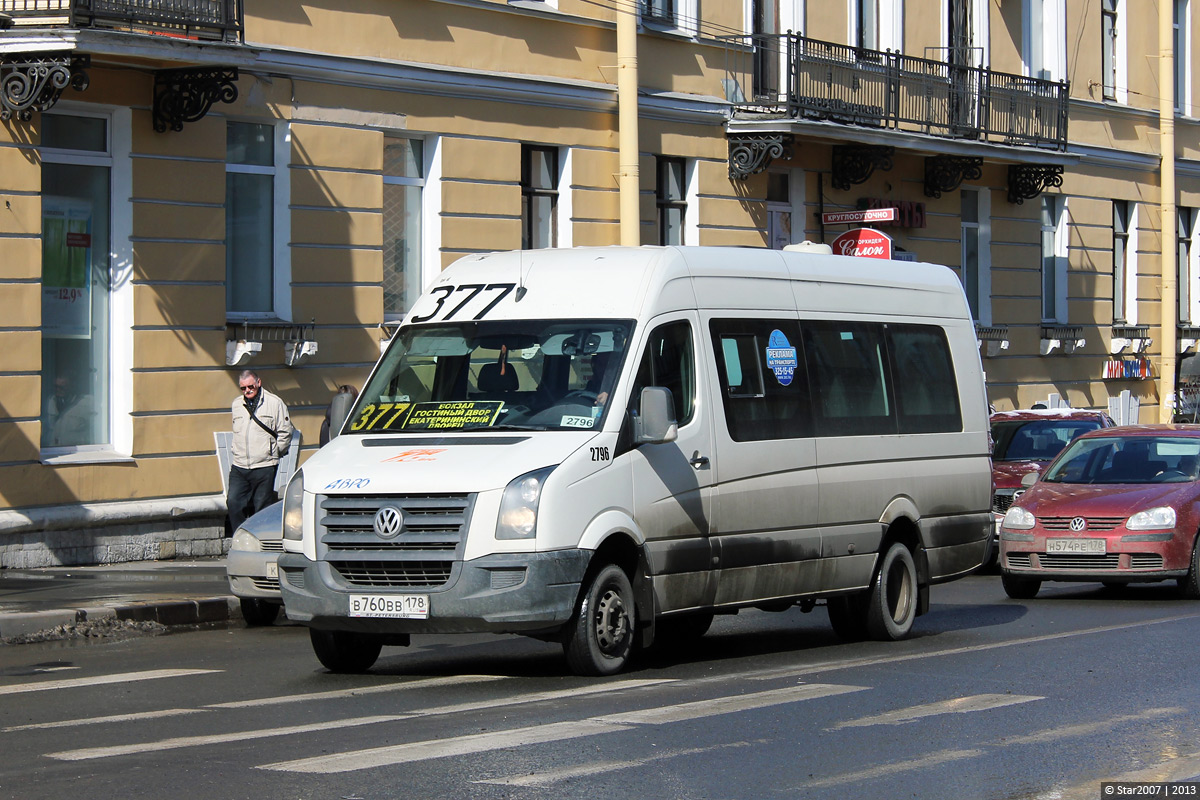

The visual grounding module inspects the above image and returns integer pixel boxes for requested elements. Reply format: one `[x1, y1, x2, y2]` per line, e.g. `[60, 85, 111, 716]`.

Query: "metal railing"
[722, 33, 1068, 151]
[0, 0, 242, 43]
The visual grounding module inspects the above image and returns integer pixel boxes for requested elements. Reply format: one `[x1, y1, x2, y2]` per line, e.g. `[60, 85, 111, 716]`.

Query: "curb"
[0, 596, 240, 641]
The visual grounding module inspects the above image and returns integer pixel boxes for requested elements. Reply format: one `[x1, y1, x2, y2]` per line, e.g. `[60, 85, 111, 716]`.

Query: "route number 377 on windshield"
[409, 283, 516, 323]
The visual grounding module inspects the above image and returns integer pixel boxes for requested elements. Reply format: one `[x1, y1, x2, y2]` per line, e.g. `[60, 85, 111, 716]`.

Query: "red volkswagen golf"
[999, 425, 1200, 599]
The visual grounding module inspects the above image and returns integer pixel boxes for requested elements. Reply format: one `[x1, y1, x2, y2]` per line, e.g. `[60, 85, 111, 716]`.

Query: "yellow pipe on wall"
[617, 2, 640, 246]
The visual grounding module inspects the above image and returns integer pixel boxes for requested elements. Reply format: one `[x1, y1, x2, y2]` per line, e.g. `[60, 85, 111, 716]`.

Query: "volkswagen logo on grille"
[1069, 517, 1087, 532]
[1013, 490, 1025, 501]
[373, 506, 405, 538]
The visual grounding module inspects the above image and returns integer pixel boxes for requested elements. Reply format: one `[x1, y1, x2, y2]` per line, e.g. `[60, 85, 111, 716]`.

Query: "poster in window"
[42, 196, 93, 339]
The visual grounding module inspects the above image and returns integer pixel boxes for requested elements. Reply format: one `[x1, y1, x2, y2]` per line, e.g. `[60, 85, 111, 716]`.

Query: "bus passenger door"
[628, 313, 716, 613]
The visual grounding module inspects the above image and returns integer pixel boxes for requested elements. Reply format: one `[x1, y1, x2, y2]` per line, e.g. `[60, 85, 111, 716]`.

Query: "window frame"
[1040, 194, 1068, 324]
[39, 105, 134, 462]
[656, 156, 688, 246]
[521, 144, 559, 250]
[382, 134, 431, 322]
[224, 119, 291, 322]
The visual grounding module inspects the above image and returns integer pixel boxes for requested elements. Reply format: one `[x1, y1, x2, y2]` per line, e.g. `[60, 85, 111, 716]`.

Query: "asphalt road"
[1, 574, 1199, 800]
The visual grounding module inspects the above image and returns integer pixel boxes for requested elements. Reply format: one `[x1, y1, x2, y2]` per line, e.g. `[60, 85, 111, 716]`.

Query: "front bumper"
[278, 549, 590, 636]
[226, 548, 282, 601]
[1000, 530, 1190, 583]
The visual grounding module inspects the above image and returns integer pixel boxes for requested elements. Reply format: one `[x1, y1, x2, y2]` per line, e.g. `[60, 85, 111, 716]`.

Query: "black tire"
[564, 564, 636, 676]
[1001, 573, 1042, 599]
[654, 611, 714, 647]
[309, 628, 383, 673]
[239, 598, 280, 627]
[1177, 537, 1200, 599]
[865, 541, 919, 641]
[827, 594, 869, 641]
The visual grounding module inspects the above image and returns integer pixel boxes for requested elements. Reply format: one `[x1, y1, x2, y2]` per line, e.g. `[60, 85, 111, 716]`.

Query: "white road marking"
[1002, 707, 1180, 745]
[0, 669, 220, 696]
[832, 693, 1043, 728]
[260, 720, 632, 774]
[597, 683, 868, 726]
[45, 715, 410, 761]
[260, 683, 868, 774]
[207, 674, 507, 708]
[1030, 749, 1200, 800]
[4, 708, 204, 733]
[802, 748, 986, 788]
[473, 741, 757, 788]
[747, 613, 1200, 682]
[409, 678, 673, 718]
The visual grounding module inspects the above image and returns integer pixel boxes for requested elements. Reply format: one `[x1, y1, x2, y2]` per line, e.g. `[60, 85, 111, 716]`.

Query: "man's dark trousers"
[227, 464, 278, 532]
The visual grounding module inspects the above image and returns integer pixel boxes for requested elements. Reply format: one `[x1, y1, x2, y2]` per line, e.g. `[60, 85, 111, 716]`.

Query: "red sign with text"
[830, 227, 893, 259]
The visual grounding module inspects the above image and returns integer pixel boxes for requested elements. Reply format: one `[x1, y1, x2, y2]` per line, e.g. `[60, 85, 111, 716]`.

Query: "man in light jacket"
[228, 369, 293, 533]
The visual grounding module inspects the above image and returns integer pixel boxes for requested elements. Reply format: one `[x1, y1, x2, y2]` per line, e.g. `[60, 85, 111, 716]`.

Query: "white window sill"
[41, 449, 137, 466]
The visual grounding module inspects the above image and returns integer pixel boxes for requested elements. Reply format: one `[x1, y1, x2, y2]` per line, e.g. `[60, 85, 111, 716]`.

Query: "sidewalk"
[0, 557, 239, 641]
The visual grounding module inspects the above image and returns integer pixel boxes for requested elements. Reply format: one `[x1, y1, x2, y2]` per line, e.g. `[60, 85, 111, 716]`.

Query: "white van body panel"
[278, 246, 992, 664]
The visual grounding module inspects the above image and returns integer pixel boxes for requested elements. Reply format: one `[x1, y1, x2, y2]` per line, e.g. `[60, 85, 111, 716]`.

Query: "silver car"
[226, 501, 284, 626]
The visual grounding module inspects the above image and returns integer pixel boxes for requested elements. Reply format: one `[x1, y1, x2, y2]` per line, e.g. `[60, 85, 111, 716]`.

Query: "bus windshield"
[346, 319, 634, 434]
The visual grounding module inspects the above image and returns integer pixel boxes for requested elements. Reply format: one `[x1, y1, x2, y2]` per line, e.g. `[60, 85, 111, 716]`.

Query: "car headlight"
[1127, 506, 1177, 531]
[230, 529, 262, 552]
[496, 466, 556, 540]
[283, 469, 304, 541]
[1002, 506, 1036, 530]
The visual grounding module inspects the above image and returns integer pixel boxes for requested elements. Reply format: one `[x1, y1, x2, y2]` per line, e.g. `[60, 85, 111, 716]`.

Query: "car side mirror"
[328, 392, 356, 442]
[1021, 471, 1039, 487]
[634, 387, 678, 444]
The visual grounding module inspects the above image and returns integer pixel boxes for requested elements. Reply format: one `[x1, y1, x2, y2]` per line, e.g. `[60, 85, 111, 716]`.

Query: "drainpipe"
[617, 3, 640, 246]
[1160, 0, 1178, 423]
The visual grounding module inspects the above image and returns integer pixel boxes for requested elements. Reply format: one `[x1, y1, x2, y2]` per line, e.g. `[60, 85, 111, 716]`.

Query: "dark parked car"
[999, 424, 1200, 598]
[986, 408, 1115, 563]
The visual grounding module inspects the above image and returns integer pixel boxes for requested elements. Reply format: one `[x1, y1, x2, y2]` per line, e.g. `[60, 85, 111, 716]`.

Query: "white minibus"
[279, 246, 992, 675]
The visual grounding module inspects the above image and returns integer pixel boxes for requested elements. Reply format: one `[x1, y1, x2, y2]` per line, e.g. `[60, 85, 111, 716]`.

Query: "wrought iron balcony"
[722, 34, 1068, 152]
[0, 0, 242, 43]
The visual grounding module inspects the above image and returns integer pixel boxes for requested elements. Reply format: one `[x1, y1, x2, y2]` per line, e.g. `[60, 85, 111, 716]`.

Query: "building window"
[383, 136, 426, 320]
[1176, 0, 1191, 114]
[657, 157, 687, 246]
[856, 0, 879, 50]
[1041, 195, 1067, 323]
[1113, 201, 1130, 324]
[1026, 0, 1066, 81]
[961, 189, 980, 321]
[641, 0, 698, 36]
[1180, 207, 1198, 324]
[1102, 0, 1118, 100]
[226, 121, 289, 318]
[40, 113, 112, 451]
[521, 144, 558, 250]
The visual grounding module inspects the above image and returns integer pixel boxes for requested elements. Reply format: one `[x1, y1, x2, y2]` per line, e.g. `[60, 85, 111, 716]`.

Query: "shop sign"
[830, 227, 893, 259]
[821, 208, 896, 225]
[859, 198, 927, 228]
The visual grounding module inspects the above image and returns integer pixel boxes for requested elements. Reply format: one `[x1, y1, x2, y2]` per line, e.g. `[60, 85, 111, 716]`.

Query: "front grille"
[1036, 553, 1121, 570]
[1006, 553, 1033, 569]
[1040, 517, 1124, 532]
[318, 493, 475, 589]
[992, 489, 1017, 515]
[260, 540, 284, 552]
[1129, 553, 1165, 569]
[252, 577, 280, 591]
[330, 560, 454, 587]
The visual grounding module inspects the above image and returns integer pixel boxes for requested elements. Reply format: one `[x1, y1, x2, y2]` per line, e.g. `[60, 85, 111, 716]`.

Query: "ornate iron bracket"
[153, 67, 238, 133]
[831, 145, 894, 191]
[0, 55, 90, 122]
[1007, 164, 1064, 205]
[728, 133, 793, 180]
[923, 156, 983, 199]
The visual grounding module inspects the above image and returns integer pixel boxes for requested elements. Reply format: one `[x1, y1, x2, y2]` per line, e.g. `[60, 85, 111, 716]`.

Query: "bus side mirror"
[328, 393, 356, 442]
[635, 387, 678, 444]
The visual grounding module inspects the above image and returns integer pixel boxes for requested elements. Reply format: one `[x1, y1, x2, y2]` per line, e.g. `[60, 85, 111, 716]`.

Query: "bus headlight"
[283, 470, 304, 541]
[496, 466, 556, 540]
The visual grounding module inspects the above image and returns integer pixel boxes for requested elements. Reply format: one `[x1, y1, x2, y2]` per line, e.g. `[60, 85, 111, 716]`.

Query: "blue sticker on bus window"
[765, 329, 797, 387]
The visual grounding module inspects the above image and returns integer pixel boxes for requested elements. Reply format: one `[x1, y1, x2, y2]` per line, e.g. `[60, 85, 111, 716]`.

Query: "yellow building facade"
[0, 0, 1194, 565]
